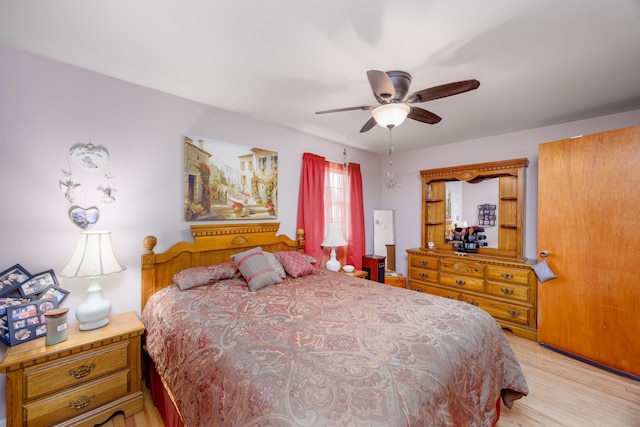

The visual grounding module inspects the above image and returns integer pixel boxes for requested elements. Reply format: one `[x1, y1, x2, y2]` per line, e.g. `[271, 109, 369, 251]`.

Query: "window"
[324, 162, 349, 237]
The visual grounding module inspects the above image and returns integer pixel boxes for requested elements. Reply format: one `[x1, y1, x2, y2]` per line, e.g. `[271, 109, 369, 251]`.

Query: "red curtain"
[347, 162, 365, 269]
[296, 153, 326, 263]
[297, 153, 365, 270]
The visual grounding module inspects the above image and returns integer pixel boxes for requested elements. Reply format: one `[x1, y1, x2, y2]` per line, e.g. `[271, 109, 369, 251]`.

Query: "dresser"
[0, 311, 145, 427]
[407, 249, 537, 340]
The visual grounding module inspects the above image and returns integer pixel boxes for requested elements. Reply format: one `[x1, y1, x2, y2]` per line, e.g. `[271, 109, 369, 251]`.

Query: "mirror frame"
[420, 158, 529, 260]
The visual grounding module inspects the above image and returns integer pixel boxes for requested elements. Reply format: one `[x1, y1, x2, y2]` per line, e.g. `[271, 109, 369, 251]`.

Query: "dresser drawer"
[410, 255, 439, 270]
[24, 341, 130, 400]
[462, 295, 532, 326]
[409, 282, 461, 300]
[486, 265, 531, 285]
[25, 370, 129, 426]
[440, 258, 485, 278]
[486, 280, 531, 303]
[440, 273, 484, 293]
[409, 267, 439, 284]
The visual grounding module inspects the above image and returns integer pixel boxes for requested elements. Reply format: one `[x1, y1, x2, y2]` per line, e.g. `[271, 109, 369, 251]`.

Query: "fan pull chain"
[388, 128, 394, 166]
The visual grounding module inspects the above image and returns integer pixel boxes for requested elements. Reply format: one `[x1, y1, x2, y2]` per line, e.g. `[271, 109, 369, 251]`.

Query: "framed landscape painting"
[184, 136, 278, 221]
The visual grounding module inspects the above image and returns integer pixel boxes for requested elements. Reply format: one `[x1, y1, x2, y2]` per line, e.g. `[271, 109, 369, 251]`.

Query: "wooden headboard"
[141, 223, 305, 310]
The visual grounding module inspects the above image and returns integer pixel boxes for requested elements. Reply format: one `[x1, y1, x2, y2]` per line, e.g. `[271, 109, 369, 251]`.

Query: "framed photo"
[36, 285, 69, 304]
[19, 269, 59, 298]
[183, 136, 278, 221]
[0, 264, 31, 297]
[3, 298, 58, 346]
[0, 296, 30, 317]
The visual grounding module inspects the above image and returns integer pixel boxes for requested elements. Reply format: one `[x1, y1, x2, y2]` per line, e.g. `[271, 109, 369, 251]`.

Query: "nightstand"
[341, 268, 368, 279]
[384, 274, 407, 288]
[0, 311, 145, 427]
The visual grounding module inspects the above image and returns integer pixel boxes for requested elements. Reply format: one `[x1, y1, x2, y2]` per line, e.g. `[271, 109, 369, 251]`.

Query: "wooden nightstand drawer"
[384, 275, 406, 288]
[440, 273, 484, 293]
[24, 341, 130, 400]
[25, 370, 129, 426]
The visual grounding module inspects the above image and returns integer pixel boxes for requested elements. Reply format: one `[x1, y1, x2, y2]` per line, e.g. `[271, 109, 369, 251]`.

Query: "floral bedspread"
[142, 269, 528, 427]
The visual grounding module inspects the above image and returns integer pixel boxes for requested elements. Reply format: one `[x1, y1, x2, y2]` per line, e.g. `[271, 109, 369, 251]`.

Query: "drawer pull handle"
[419, 273, 428, 279]
[414, 288, 423, 292]
[69, 362, 96, 379]
[467, 300, 478, 306]
[500, 288, 514, 295]
[419, 260, 427, 266]
[455, 279, 466, 286]
[69, 393, 96, 410]
[508, 310, 521, 318]
[501, 273, 515, 280]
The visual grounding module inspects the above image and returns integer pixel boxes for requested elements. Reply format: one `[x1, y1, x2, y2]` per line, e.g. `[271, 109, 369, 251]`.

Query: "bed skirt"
[148, 361, 185, 427]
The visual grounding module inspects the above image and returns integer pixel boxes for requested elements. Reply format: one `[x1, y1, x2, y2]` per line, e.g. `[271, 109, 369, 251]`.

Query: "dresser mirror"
[421, 158, 528, 260]
[445, 179, 499, 248]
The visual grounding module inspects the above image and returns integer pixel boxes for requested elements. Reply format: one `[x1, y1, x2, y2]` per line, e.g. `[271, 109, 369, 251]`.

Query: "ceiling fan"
[315, 70, 480, 132]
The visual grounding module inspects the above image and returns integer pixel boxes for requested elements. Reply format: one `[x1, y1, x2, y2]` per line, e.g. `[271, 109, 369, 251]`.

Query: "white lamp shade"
[60, 231, 126, 278]
[321, 223, 347, 248]
[372, 103, 410, 128]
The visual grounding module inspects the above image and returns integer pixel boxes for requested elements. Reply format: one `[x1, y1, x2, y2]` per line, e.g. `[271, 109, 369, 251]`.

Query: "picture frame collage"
[0, 264, 69, 346]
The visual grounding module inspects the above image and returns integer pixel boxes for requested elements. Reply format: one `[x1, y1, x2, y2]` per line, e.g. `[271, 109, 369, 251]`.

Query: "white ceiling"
[2, 0, 640, 154]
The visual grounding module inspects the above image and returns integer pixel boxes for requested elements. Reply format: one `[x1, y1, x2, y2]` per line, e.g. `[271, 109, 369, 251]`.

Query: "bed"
[141, 223, 528, 426]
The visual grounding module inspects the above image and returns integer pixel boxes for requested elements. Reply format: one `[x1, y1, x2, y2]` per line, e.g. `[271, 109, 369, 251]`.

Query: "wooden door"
[537, 125, 640, 377]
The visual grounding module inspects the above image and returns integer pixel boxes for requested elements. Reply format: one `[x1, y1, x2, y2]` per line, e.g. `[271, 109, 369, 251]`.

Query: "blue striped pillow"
[231, 247, 282, 291]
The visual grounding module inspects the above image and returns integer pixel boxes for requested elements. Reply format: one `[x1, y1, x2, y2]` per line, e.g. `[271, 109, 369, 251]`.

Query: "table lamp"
[60, 231, 126, 330]
[321, 223, 347, 272]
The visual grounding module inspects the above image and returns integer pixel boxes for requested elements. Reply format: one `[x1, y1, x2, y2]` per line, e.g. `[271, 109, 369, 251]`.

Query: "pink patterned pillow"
[275, 251, 315, 278]
[173, 261, 238, 290]
[231, 247, 282, 291]
[263, 251, 286, 279]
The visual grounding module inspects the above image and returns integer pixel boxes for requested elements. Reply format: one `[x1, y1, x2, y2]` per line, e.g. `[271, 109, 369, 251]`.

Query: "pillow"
[302, 253, 318, 264]
[173, 261, 238, 290]
[263, 251, 286, 279]
[231, 247, 282, 291]
[275, 251, 315, 278]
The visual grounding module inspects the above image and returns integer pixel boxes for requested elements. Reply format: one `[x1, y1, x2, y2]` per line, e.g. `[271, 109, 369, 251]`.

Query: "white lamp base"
[76, 278, 111, 331]
[325, 247, 341, 272]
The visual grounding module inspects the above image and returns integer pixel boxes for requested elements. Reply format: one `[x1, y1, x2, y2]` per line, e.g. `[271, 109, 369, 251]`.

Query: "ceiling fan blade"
[367, 70, 395, 103]
[405, 79, 480, 104]
[408, 107, 442, 124]
[315, 106, 373, 114]
[359, 117, 377, 133]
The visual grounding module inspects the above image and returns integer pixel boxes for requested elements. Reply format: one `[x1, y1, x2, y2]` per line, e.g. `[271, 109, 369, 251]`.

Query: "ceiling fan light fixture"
[372, 103, 410, 129]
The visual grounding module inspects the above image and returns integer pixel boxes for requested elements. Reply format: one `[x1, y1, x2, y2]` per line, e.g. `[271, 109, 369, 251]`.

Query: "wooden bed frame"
[141, 223, 305, 310]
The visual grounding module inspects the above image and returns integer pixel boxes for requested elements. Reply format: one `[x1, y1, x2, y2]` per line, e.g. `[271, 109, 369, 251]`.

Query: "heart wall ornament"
[69, 206, 100, 229]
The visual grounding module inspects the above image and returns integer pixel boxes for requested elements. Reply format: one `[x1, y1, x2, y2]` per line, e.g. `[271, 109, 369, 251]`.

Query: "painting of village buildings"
[184, 136, 278, 221]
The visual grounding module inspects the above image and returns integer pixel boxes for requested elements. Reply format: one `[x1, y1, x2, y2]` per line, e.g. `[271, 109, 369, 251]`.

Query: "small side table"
[384, 274, 407, 288]
[341, 268, 368, 279]
[0, 311, 145, 427]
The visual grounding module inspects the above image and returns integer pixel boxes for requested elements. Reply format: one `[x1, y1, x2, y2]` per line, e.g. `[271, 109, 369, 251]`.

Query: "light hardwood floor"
[105, 333, 640, 426]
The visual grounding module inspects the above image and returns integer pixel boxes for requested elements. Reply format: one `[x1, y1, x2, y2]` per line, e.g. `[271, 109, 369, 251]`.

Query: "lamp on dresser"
[60, 231, 126, 330]
[321, 223, 347, 272]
